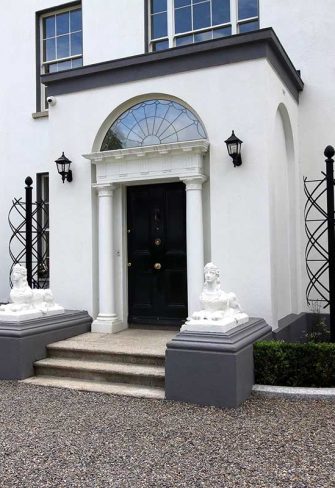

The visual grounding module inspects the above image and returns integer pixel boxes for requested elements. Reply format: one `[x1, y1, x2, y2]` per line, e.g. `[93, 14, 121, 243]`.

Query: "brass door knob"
[154, 263, 162, 270]
[128, 262, 132, 267]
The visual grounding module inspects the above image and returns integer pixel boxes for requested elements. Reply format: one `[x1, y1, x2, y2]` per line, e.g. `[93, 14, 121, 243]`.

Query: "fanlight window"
[101, 99, 206, 151]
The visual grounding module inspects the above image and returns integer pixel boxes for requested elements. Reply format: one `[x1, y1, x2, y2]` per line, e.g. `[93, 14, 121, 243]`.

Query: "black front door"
[127, 182, 187, 326]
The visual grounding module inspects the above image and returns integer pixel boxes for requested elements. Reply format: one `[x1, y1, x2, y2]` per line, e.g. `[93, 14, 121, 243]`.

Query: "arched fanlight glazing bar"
[101, 99, 207, 151]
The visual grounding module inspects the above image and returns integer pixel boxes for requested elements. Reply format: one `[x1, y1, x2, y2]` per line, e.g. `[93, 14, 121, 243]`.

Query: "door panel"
[165, 269, 188, 306]
[132, 271, 153, 308]
[127, 182, 187, 325]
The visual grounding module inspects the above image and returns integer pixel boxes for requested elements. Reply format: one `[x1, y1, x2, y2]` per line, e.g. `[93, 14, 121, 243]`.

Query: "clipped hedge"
[254, 341, 335, 387]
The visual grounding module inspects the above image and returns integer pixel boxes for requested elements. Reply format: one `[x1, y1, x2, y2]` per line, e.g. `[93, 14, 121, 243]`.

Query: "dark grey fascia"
[42, 28, 304, 102]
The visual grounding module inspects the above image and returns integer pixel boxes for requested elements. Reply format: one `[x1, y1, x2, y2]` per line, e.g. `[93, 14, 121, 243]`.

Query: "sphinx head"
[11, 264, 28, 286]
[204, 262, 220, 286]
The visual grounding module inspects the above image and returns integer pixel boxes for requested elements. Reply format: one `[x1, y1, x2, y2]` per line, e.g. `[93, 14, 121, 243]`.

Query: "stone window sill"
[32, 111, 49, 119]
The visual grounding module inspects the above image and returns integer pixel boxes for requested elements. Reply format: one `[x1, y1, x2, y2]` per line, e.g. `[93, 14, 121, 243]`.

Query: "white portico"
[84, 139, 209, 333]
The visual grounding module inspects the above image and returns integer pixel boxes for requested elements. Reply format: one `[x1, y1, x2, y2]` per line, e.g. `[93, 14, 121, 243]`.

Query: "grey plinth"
[0, 310, 92, 380]
[165, 318, 272, 408]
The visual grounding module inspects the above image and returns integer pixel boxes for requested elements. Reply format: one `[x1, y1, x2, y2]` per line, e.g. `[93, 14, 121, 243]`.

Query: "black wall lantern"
[225, 130, 243, 167]
[55, 152, 73, 183]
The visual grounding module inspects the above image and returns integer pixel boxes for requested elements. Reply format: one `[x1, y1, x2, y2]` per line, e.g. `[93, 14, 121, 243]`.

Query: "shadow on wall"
[270, 103, 298, 328]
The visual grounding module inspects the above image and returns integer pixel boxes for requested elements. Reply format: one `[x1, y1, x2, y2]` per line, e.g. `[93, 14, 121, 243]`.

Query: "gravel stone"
[0, 381, 334, 487]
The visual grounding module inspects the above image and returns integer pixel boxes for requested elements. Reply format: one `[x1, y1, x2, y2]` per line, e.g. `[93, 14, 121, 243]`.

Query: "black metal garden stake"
[325, 146, 335, 342]
[25, 176, 33, 287]
[9, 177, 49, 289]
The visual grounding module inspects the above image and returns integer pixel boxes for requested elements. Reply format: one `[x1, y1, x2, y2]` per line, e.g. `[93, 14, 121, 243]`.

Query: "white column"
[181, 175, 207, 316]
[92, 184, 124, 333]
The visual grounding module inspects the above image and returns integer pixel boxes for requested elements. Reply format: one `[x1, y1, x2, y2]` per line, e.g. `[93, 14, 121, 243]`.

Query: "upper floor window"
[42, 7, 83, 74]
[37, 4, 82, 111]
[149, 0, 259, 51]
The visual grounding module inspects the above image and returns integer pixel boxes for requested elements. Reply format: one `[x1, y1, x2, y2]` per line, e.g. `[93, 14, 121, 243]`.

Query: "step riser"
[48, 348, 165, 367]
[35, 365, 165, 388]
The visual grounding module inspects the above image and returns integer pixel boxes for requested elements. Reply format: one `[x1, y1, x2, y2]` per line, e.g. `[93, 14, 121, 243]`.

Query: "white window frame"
[148, 0, 259, 51]
[39, 4, 83, 110]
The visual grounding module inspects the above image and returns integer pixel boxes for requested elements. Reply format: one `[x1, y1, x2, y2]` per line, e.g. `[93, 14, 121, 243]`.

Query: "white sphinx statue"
[181, 262, 249, 333]
[0, 264, 64, 322]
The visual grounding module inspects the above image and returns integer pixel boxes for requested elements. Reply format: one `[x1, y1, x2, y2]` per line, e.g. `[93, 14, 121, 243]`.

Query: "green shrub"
[306, 300, 330, 343]
[306, 316, 330, 343]
[254, 341, 335, 387]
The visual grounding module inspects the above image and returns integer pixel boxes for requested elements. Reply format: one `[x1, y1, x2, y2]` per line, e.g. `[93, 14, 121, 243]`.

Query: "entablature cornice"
[83, 139, 209, 164]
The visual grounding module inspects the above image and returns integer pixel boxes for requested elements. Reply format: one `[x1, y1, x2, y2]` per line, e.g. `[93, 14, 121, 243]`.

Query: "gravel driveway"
[0, 381, 334, 488]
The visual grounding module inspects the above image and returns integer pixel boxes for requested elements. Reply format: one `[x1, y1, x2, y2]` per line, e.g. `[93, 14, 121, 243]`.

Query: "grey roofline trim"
[42, 28, 304, 101]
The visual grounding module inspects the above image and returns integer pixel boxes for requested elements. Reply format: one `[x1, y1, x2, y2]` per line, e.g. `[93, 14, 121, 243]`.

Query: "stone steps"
[47, 344, 165, 366]
[34, 357, 165, 388]
[22, 332, 168, 399]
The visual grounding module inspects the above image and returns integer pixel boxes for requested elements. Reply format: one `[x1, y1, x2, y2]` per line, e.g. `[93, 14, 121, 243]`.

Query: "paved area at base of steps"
[1, 381, 335, 488]
[49, 329, 176, 356]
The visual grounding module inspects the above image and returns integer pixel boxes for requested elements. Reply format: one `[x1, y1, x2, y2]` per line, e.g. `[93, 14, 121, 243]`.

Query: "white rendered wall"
[0, 0, 145, 303]
[261, 0, 335, 313]
[208, 61, 299, 326]
[0, 0, 310, 325]
[82, 0, 145, 65]
[46, 58, 298, 326]
[0, 0, 64, 302]
[270, 108, 295, 323]
[261, 0, 335, 174]
[0, 0, 138, 306]
[264, 64, 302, 325]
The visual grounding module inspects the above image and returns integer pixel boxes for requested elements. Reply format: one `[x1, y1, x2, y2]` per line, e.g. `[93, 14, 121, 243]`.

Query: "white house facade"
[0, 0, 333, 333]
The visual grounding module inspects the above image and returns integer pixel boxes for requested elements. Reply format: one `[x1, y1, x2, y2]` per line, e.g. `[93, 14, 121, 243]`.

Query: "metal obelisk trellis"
[325, 146, 335, 342]
[25, 177, 33, 287]
[8, 177, 49, 289]
[304, 145, 335, 342]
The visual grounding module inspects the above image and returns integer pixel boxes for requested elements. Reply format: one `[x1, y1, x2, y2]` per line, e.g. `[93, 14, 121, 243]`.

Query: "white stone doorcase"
[84, 140, 209, 333]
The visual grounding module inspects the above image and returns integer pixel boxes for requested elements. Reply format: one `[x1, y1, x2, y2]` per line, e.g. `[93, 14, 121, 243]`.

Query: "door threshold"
[128, 323, 180, 331]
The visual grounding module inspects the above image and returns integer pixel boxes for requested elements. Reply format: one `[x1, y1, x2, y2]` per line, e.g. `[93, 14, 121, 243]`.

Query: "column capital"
[94, 183, 119, 197]
[180, 175, 207, 191]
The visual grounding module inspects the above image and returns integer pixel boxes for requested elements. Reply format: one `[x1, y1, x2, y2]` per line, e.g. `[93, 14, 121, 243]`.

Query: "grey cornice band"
[41, 28, 304, 101]
[166, 318, 272, 353]
[0, 310, 91, 338]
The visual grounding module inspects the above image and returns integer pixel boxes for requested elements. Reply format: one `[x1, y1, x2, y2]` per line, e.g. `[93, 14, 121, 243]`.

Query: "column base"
[91, 315, 126, 334]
